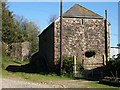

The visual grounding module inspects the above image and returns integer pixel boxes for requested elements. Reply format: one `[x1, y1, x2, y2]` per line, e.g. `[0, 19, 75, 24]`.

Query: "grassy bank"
[2, 55, 71, 82]
[2, 54, 29, 69]
[2, 55, 120, 88]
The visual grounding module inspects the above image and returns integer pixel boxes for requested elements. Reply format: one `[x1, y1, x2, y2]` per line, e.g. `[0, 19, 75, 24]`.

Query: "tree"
[13, 15, 28, 42]
[2, 2, 18, 44]
[2, 2, 40, 55]
[14, 15, 40, 53]
[49, 14, 57, 23]
[24, 21, 40, 53]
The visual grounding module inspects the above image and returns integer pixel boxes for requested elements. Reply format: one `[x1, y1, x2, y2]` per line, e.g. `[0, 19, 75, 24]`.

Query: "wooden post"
[118, 2, 120, 53]
[91, 57, 93, 77]
[60, 0, 63, 74]
[102, 54, 105, 65]
[105, 10, 108, 65]
[73, 56, 77, 77]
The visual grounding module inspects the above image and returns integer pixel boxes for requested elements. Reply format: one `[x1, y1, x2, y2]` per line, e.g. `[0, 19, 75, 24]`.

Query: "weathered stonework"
[2, 41, 31, 60]
[54, 18, 110, 70]
[38, 4, 110, 71]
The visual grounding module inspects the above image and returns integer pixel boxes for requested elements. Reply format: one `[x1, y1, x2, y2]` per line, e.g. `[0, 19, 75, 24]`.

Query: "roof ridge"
[76, 4, 103, 17]
[63, 4, 76, 16]
[63, 4, 103, 18]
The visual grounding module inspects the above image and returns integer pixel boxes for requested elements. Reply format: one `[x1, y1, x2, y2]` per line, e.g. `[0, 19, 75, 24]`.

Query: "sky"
[8, 2, 118, 47]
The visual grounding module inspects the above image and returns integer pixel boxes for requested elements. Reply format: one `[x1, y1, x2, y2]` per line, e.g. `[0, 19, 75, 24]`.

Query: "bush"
[105, 53, 120, 78]
[62, 56, 83, 77]
[62, 56, 73, 76]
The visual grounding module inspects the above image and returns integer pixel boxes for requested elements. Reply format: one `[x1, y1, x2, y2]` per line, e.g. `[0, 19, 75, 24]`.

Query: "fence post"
[73, 56, 77, 77]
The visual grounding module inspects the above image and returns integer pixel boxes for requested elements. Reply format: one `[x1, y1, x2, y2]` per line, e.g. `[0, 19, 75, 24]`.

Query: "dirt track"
[2, 78, 96, 88]
[2, 78, 53, 88]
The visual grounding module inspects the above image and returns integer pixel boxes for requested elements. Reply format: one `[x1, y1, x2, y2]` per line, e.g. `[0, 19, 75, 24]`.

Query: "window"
[82, 19, 84, 25]
[85, 50, 96, 58]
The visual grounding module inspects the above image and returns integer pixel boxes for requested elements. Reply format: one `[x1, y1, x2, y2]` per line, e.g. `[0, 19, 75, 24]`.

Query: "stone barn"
[38, 4, 110, 72]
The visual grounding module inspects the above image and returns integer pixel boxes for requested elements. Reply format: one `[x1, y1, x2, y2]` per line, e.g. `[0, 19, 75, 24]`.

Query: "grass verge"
[2, 55, 120, 88]
[2, 55, 71, 82]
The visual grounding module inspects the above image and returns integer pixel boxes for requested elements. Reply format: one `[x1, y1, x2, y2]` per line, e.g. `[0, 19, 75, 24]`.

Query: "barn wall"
[39, 23, 54, 69]
[54, 18, 110, 70]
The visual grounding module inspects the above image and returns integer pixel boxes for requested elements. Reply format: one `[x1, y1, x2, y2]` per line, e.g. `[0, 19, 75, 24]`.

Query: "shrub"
[62, 56, 73, 76]
[105, 53, 120, 78]
[62, 56, 83, 77]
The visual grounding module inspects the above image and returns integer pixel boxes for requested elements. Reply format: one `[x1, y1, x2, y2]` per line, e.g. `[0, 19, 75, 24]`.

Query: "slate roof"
[63, 4, 103, 19]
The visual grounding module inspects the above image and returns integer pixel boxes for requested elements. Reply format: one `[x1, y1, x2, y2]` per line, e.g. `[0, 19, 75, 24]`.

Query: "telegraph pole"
[60, 0, 63, 74]
[105, 10, 108, 65]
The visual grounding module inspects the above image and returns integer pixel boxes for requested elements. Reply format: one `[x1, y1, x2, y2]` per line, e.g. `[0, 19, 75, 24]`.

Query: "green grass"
[2, 54, 29, 69]
[88, 81, 120, 89]
[2, 54, 71, 83]
[2, 55, 120, 88]
[2, 69, 71, 83]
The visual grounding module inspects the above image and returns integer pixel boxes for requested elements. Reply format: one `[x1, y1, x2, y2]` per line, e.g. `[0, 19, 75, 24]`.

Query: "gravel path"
[2, 78, 95, 88]
[2, 78, 53, 88]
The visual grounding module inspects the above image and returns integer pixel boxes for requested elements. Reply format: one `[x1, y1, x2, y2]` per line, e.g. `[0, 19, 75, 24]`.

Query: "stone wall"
[21, 41, 31, 61]
[54, 18, 110, 70]
[2, 41, 31, 61]
[10, 43, 22, 60]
